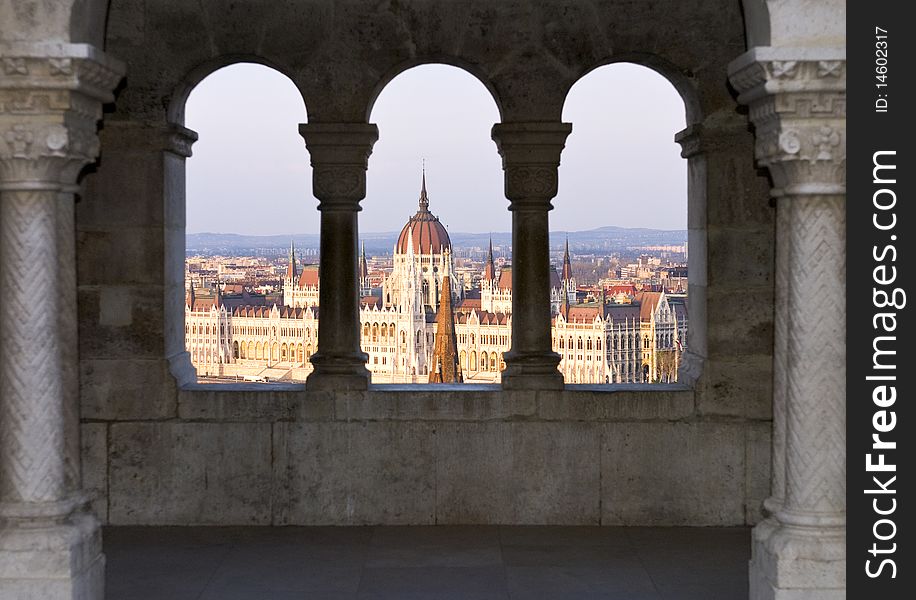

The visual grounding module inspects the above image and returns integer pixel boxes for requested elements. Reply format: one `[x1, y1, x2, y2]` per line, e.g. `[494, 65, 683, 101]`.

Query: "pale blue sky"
[185, 63, 686, 235]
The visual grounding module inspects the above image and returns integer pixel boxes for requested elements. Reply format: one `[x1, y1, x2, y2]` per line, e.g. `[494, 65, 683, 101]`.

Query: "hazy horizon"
[187, 223, 689, 237]
[186, 63, 687, 236]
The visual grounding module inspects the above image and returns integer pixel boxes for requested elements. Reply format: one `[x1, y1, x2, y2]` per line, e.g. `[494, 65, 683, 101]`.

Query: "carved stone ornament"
[312, 166, 365, 202]
[728, 49, 846, 195]
[0, 44, 125, 184]
[505, 165, 558, 200]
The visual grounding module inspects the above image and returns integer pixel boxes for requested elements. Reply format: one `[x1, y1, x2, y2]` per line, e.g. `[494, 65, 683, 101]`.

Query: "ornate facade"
[0, 3, 845, 599]
[186, 176, 686, 384]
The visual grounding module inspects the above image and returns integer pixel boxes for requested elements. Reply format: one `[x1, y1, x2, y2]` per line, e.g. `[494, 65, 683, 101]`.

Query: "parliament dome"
[396, 171, 451, 255]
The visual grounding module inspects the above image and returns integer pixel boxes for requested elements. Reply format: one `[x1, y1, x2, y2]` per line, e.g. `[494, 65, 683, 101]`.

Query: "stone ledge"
[168, 385, 699, 422]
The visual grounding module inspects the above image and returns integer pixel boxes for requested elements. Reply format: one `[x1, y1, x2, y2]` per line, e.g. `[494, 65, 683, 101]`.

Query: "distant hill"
[186, 226, 687, 256]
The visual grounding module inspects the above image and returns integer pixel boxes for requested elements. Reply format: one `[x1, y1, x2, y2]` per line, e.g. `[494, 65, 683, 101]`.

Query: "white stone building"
[186, 176, 685, 384]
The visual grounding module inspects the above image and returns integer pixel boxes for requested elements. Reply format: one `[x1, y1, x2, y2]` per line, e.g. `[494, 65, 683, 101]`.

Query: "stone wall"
[82, 386, 770, 526]
[78, 0, 775, 527]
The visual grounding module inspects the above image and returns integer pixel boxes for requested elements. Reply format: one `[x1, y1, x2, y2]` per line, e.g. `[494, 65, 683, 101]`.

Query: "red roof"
[634, 291, 663, 321]
[457, 298, 482, 312]
[297, 265, 319, 287]
[564, 305, 602, 323]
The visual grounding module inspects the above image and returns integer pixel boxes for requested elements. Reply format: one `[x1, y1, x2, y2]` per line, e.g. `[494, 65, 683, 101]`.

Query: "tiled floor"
[104, 526, 750, 600]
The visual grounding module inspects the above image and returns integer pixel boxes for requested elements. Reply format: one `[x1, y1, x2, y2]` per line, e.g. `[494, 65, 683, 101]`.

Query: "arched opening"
[365, 64, 504, 384]
[181, 62, 313, 385]
[557, 63, 689, 385]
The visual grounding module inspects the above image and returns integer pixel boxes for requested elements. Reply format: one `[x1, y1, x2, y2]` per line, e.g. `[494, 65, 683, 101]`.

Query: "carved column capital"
[0, 43, 125, 186]
[491, 122, 571, 207]
[728, 48, 846, 196]
[299, 123, 378, 211]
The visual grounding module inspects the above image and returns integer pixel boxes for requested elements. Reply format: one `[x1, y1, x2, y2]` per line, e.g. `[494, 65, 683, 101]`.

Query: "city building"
[0, 3, 845, 599]
[186, 175, 687, 384]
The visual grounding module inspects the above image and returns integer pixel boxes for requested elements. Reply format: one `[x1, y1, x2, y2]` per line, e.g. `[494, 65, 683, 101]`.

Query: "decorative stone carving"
[300, 123, 378, 208]
[729, 47, 846, 600]
[0, 44, 125, 185]
[0, 43, 124, 600]
[729, 49, 846, 195]
[299, 123, 378, 390]
[505, 166, 558, 200]
[491, 122, 571, 390]
[312, 166, 365, 201]
[492, 122, 571, 206]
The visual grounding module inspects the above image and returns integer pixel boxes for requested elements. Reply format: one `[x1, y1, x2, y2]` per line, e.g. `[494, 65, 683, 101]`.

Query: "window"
[557, 63, 688, 385]
[182, 62, 311, 384]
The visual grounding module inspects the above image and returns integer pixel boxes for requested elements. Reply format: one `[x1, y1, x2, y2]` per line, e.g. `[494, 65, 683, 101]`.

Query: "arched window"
[460, 350, 467, 370]
[480, 351, 489, 371]
[381, 323, 388, 339]
[558, 63, 688, 385]
[372, 324, 379, 342]
[281, 343, 288, 361]
[182, 63, 311, 384]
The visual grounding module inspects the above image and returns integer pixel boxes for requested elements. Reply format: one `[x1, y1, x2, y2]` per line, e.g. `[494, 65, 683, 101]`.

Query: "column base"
[501, 351, 564, 390]
[749, 517, 846, 600]
[0, 511, 104, 600]
[306, 352, 371, 391]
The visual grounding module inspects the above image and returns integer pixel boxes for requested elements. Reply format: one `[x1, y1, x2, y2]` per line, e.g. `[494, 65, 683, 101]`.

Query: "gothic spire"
[286, 240, 298, 282]
[562, 236, 573, 282]
[484, 236, 496, 282]
[429, 257, 462, 383]
[419, 164, 429, 211]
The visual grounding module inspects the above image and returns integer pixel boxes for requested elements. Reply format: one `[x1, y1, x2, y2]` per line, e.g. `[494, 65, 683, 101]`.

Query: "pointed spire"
[484, 236, 496, 282]
[562, 236, 573, 282]
[429, 259, 462, 384]
[418, 163, 429, 211]
[286, 240, 298, 282]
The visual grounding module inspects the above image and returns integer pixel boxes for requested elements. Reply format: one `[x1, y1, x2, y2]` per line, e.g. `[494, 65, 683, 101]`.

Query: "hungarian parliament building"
[186, 177, 687, 384]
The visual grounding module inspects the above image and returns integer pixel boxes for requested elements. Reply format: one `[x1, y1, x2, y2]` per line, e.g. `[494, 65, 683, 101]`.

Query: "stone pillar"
[0, 43, 124, 599]
[730, 48, 846, 599]
[491, 123, 571, 390]
[300, 123, 378, 390]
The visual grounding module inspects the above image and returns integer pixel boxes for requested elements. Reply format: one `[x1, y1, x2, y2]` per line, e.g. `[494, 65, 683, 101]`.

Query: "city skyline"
[185, 63, 687, 236]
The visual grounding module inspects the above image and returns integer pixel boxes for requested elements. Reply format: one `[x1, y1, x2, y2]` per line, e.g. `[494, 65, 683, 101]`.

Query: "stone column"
[491, 123, 571, 390]
[730, 48, 846, 599]
[300, 123, 378, 390]
[0, 43, 124, 599]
